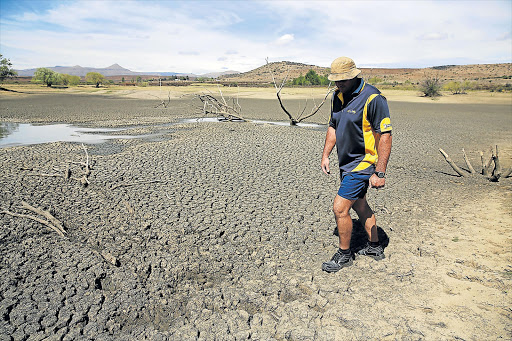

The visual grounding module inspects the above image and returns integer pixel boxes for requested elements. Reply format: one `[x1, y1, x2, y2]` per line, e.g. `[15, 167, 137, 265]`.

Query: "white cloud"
[275, 34, 294, 45]
[418, 32, 449, 41]
[0, 0, 510, 73]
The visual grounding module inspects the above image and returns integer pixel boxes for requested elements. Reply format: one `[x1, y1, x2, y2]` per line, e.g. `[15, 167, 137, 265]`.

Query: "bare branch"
[297, 82, 334, 123]
[439, 148, 465, 177]
[152, 91, 172, 108]
[462, 148, 476, 174]
[266, 58, 333, 125]
[20, 201, 66, 235]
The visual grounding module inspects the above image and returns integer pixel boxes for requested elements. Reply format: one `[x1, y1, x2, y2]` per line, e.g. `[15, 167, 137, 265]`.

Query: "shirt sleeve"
[367, 95, 392, 133]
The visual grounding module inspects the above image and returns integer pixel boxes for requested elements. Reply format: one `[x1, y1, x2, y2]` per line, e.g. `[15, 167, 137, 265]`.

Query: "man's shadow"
[333, 219, 389, 252]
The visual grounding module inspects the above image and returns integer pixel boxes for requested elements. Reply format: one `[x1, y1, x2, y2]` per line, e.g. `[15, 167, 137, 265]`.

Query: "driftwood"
[462, 148, 476, 174]
[26, 143, 92, 187]
[489, 145, 501, 182]
[439, 148, 465, 177]
[196, 85, 245, 121]
[440, 145, 510, 182]
[0, 201, 66, 237]
[266, 58, 334, 125]
[92, 250, 120, 266]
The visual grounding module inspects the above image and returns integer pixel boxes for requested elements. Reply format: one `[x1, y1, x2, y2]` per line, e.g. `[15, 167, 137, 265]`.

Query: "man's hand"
[321, 157, 331, 175]
[369, 174, 385, 189]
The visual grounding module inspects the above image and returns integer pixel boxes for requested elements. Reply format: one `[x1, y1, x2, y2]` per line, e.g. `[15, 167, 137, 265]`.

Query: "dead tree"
[153, 91, 172, 108]
[266, 58, 334, 125]
[196, 85, 245, 121]
[439, 145, 511, 182]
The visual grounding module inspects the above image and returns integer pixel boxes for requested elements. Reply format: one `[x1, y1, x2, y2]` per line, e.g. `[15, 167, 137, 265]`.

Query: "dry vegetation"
[221, 61, 512, 89]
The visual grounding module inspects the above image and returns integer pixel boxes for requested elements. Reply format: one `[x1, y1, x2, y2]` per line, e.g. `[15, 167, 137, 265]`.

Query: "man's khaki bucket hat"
[328, 57, 362, 81]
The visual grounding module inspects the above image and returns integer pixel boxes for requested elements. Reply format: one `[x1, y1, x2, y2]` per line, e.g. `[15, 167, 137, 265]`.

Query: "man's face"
[335, 77, 358, 94]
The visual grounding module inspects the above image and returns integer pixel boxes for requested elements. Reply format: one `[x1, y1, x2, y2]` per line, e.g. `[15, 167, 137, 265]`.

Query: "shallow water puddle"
[0, 118, 327, 148]
[181, 117, 327, 130]
[0, 123, 148, 148]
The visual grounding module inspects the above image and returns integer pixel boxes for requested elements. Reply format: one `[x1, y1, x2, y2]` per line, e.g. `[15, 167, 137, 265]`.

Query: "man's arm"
[370, 132, 392, 188]
[321, 126, 336, 175]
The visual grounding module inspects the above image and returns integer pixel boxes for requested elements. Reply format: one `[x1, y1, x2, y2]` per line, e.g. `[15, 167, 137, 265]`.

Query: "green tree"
[32, 68, 59, 87]
[305, 69, 320, 85]
[60, 74, 81, 86]
[0, 54, 17, 83]
[136, 76, 142, 83]
[86, 72, 105, 88]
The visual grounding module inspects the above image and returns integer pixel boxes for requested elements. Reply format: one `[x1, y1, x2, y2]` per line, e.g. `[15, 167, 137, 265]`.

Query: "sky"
[0, 0, 511, 74]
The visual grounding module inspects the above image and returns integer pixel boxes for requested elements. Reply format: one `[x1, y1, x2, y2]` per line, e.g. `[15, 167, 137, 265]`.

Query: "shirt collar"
[352, 79, 364, 95]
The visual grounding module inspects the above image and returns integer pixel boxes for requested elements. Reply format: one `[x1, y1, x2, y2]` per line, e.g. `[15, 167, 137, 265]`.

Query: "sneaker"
[356, 242, 385, 260]
[322, 249, 353, 273]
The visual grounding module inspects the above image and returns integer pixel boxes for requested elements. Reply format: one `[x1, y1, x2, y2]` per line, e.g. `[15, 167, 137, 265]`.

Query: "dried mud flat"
[0, 93, 511, 340]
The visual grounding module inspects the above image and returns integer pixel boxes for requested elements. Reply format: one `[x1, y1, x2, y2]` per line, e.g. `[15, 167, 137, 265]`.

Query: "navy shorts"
[337, 171, 372, 200]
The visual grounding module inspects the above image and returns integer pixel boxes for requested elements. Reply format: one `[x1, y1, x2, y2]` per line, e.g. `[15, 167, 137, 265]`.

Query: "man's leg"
[353, 195, 385, 260]
[352, 195, 378, 243]
[333, 194, 356, 249]
[321, 195, 356, 273]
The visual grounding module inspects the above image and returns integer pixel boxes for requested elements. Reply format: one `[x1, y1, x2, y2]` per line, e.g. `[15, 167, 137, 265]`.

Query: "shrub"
[420, 76, 442, 97]
[368, 76, 383, 84]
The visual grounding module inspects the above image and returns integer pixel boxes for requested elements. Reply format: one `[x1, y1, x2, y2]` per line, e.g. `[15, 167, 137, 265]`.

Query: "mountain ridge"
[14, 64, 241, 78]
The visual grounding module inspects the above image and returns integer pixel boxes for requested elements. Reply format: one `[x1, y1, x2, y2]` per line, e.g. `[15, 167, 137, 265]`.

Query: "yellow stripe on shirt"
[351, 94, 379, 172]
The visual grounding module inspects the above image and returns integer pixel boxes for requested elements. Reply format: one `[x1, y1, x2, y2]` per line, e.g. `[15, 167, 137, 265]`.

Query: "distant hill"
[220, 61, 512, 87]
[15, 64, 143, 77]
[220, 61, 328, 83]
[15, 64, 241, 79]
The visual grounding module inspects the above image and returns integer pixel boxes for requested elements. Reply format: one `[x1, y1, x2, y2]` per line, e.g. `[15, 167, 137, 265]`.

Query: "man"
[321, 57, 392, 273]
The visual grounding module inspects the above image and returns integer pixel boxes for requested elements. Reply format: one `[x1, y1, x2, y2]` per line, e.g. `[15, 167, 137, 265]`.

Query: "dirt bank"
[0, 93, 511, 340]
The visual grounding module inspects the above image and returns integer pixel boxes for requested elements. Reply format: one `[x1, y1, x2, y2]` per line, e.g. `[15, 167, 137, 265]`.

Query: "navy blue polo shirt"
[328, 79, 392, 174]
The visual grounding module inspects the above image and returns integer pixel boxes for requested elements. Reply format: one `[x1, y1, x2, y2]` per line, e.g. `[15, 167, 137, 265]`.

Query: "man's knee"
[332, 196, 353, 218]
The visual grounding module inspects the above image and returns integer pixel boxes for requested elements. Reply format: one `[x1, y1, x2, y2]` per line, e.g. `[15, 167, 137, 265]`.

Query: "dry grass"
[3, 83, 511, 105]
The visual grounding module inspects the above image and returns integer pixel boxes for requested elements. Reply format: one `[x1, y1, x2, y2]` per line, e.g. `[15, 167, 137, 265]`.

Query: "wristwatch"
[374, 171, 386, 178]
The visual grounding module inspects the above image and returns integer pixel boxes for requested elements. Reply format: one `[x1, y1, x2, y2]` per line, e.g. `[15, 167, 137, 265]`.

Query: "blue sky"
[1, 0, 511, 74]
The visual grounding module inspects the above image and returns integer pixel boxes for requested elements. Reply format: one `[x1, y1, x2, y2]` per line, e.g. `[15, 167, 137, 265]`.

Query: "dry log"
[0, 209, 65, 237]
[462, 148, 476, 174]
[480, 152, 488, 176]
[20, 201, 66, 234]
[439, 148, 465, 177]
[493, 145, 501, 175]
[92, 250, 120, 266]
[484, 146, 495, 175]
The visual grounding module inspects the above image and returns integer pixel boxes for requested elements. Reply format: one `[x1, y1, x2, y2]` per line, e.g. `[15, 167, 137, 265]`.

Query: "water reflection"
[0, 122, 20, 139]
[0, 123, 147, 148]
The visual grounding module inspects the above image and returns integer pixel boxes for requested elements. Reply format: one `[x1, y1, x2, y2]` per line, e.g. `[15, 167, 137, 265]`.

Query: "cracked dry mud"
[0, 93, 511, 340]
